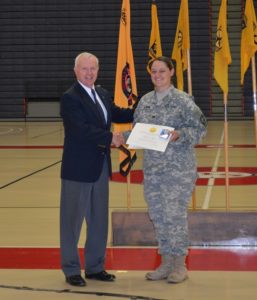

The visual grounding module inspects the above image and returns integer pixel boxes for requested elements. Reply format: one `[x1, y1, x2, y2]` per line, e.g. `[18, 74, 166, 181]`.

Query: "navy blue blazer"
[60, 82, 134, 182]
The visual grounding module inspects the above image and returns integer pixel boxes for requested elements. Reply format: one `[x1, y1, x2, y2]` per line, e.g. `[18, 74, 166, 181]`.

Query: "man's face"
[74, 56, 99, 88]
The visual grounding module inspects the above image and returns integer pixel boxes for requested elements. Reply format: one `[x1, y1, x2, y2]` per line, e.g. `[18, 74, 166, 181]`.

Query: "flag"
[213, 0, 232, 94]
[147, 0, 162, 73]
[241, 0, 257, 84]
[114, 0, 137, 177]
[171, 0, 190, 91]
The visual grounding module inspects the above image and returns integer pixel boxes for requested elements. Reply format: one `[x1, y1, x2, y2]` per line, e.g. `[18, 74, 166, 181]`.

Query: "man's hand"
[111, 132, 125, 147]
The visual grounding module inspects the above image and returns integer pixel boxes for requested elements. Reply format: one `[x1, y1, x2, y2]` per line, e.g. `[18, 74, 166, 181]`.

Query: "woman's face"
[150, 60, 174, 91]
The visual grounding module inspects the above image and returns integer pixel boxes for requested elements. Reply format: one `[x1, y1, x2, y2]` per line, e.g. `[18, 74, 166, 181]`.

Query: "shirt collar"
[78, 80, 95, 95]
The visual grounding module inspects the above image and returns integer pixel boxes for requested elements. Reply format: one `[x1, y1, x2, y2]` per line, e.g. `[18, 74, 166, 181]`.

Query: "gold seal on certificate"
[126, 123, 174, 152]
[149, 127, 157, 133]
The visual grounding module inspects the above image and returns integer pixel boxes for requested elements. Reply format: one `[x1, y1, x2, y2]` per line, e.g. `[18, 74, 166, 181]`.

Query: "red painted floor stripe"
[0, 144, 255, 150]
[0, 247, 257, 271]
[111, 167, 257, 185]
[0, 145, 63, 149]
[196, 144, 256, 148]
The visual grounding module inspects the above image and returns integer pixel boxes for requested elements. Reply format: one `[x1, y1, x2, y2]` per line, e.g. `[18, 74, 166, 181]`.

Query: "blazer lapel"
[74, 83, 103, 122]
[95, 87, 111, 126]
[74, 83, 110, 128]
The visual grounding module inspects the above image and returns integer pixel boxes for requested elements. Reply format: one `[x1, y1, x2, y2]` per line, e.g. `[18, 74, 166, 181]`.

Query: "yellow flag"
[213, 0, 232, 94]
[171, 0, 190, 91]
[114, 0, 137, 177]
[147, 0, 162, 74]
[241, 0, 257, 84]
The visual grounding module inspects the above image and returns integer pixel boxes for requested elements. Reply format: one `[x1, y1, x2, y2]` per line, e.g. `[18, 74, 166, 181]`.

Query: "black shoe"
[85, 270, 116, 282]
[66, 274, 86, 286]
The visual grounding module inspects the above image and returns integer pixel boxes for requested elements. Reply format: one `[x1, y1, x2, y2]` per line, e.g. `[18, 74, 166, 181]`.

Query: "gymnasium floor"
[0, 120, 257, 300]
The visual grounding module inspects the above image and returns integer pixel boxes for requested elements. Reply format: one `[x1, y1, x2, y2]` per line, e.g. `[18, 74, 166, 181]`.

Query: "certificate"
[126, 123, 174, 152]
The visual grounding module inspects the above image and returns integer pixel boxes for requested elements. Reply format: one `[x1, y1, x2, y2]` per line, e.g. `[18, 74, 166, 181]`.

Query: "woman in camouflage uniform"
[133, 57, 207, 283]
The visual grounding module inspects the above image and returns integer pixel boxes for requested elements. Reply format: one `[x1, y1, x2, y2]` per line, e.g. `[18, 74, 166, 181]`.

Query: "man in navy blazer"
[60, 52, 134, 286]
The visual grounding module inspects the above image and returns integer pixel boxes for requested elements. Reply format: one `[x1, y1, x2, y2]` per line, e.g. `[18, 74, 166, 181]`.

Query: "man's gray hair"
[74, 52, 99, 68]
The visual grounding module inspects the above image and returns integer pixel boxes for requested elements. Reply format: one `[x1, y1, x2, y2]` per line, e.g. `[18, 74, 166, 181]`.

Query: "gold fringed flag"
[171, 0, 190, 91]
[147, 0, 162, 74]
[241, 0, 257, 84]
[213, 0, 231, 94]
[114, 0, 137, 177]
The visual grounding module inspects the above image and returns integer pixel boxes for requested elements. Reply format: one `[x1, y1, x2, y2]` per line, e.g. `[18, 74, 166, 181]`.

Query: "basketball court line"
[30, 129, 63, 139]
[0, 284, 165, 300]
[202, 130, 224, 209]
[0, 160, 61, 189]
[0, 127, 23, 135]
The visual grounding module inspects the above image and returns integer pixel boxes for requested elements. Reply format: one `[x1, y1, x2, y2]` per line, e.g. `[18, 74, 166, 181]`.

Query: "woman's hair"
[149, 56, 174, 71]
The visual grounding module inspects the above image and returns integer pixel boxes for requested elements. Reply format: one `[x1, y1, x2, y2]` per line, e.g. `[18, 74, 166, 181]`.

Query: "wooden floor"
[0, 120, 257, 300]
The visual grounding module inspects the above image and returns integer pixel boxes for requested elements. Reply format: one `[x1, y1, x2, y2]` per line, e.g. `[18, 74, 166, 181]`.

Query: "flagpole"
[187, 49, 192, 96]
[127, 172, 132, 209]
[173, 0, 196, 208]
[114, 0, 137, 210]
[186, 49, 197, 210]
[224, 93, 230, 210]
[251, 55, 257, 161]
[213, 0, 231, 210]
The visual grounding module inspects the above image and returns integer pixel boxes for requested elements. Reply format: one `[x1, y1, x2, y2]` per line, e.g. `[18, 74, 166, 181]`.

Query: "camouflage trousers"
[144, 169, 196, 256]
